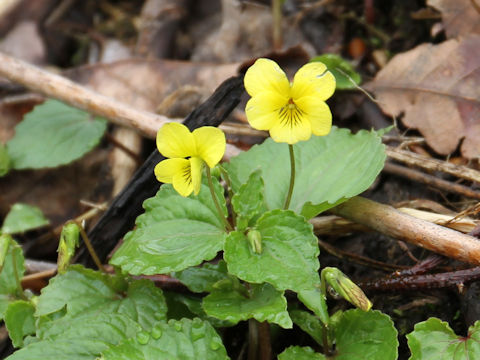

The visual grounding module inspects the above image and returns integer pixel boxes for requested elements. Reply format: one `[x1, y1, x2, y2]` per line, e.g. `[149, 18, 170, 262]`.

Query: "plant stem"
[283, 144, 295, 210]
[12, 251, 27, 300]
[248, 319, 259, 360]
[321, 323, 332, 356]
[219, 165, 237, 228]
[71, 220, 106, 273]
[206, 167, 233, 232]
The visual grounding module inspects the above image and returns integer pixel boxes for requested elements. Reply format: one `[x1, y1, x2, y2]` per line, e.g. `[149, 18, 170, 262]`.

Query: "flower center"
[279, 99, 304, 128]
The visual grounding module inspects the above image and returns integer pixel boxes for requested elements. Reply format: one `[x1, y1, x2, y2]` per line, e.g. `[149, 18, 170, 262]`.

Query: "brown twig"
[104, 133, 142, 165]
[384, 162, 480, 200]
[390, 255, 447, 277]
[386, 146, 480, 184]
[360, 266, 480, 292]
[330, 197, 480, 265]
[0, 52, 173, 138]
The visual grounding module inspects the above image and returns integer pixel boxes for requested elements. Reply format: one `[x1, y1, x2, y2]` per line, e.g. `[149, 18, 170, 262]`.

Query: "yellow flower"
[154, 123, 226, 197]
[244, 58, 336, 144]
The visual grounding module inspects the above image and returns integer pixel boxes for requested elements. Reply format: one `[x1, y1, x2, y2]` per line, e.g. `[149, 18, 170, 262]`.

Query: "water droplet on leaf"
[174, 322, 183, 331]
[136, 331, 150, 345]
[191, 325, 205, 341]
[151, 325, 162, 339]
[210, 339, 222, 350]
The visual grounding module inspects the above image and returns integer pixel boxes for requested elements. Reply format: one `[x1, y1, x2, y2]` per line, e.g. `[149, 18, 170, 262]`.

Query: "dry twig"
[331, 197, 480, 265]
[0, 51, 173, 138]
[386, 146, 480, 184]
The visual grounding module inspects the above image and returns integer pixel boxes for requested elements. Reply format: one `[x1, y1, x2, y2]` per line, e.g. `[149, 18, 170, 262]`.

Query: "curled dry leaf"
[367, 35, 480, 158]
[428, 0, 480, 38]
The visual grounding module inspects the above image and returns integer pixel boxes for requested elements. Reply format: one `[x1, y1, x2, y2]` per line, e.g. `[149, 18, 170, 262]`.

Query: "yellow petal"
[294, 96, 332, 136]
[269, 113, 312, 144]
[245, 91, 287, 131]
[192, 127, 226, 168]
[154, 158, 189, 184]
[156, 122, 196, 159]
[244, 58, 290, 98]
[291, 62, 336, 101]
[190, 157, 203, 195]
[172, 160, 194, 197]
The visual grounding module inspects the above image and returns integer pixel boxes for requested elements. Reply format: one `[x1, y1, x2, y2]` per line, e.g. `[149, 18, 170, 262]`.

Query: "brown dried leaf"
[428, 0, 480, 38]
[66, 59, 239, 112]
[367, 35, 480, 158]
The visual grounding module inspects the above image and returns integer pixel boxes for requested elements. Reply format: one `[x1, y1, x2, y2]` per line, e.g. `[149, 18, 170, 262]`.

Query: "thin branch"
[386, 146, 480, 184]
[330, 196, 480, 265]
[384, 162, 480, 200]
[0, 52, 174, 138]
[359, 266, 480, 292]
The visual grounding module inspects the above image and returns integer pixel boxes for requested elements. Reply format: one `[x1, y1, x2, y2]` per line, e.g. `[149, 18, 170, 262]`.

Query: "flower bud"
[57, 223, 80, 273]
[247, 229, 262, 254]
[322, 267, 372, 311]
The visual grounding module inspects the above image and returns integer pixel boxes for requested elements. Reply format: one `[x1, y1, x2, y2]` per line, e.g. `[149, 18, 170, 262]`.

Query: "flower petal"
[291, 62, 336, 101]
[192, 127, 226, 168]
[245, 91, 287, 131]
[244, 58, 290, 98]
[154, 158, 190, 184]
[156, 122, 196, 159]
[294, 96, 332, 136]
[172, 161, 195, 197]
[190, 157, 203, 195]
[269, 114, 312, 144]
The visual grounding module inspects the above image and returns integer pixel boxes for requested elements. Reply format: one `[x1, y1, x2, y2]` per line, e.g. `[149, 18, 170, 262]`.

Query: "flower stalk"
[206, 166, 233, 232]
[283, 144, 296, 210]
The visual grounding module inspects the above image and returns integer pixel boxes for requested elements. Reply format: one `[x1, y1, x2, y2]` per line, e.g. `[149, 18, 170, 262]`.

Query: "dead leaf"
[367, 35, 480, 158]
[66, 59, 239, 112]
[0, 20, 45, 64]
[428, 0, 480, 38]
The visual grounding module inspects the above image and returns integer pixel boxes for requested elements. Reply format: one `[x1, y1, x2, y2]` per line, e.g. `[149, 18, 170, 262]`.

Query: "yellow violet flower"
[154, 123, 226, 197]
[244, 58, 336, 144]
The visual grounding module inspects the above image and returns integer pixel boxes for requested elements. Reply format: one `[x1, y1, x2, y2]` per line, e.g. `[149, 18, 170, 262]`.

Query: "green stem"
[70, 220, 106, 273]
[219, 165, 237, 228]
[283, 144, 295, 210]
[12, 251, 27, 300]
[206, 167, 233, 232]
[321, 323, 332, 356]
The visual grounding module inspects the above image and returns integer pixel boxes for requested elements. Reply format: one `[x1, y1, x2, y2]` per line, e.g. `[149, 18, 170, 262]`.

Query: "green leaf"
[278, 346, 326, 360]
[407, 317, 480, 360]
[290, 309, 325, 346]
[100, 318, 229, 360]
[311, 54, 361, 90]
[231, 170, 267, 229]
[203, 282, 292, 328]
[164, 291, 234, 328]
[5, 300, 36, 348]
[223, 127, 386, 219]
[1, 203, 49, 234]
[6, 313, 142, 360]
[0, 142, 10, 176]
[0, 239, 25, 318]
[7, 99, 107, 169]
[297, 287, 329, 325]
[36, 265, 167, 331]
[174, 261, 229, 293]
[334, 309, 398, 360]
[224, 210, 319, 292]
[110, 180, 227, 275]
